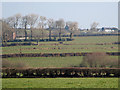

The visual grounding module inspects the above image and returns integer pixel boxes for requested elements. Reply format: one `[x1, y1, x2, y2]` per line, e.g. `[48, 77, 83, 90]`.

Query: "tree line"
[1, 13, 80, 42]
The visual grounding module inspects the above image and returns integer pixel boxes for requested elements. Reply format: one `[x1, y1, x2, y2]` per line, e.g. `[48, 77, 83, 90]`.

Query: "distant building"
[105, 29, 114, 33]
[15, 29, 25, 40]
[13, 32, 16, 40]
[65, 25, 69, 30]
[99, 27, 118, 33]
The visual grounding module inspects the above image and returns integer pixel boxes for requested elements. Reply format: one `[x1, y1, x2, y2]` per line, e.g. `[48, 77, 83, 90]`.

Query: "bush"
[66, 38, 74, 41]
[12, 61, 28, 68]
[2, 60, 28, 68]
[80, 52, 118, 68]
[2, 60, 13, 68]
[2, 68, 120, 78]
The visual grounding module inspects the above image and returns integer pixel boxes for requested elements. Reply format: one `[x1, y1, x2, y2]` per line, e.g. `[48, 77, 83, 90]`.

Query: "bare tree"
[39, 16, 47, 40]
[55, 19, 65, 40]
[32, 29, 42, 45]
[5, 14, 21, 29]
[67, 21, 78, 39]
[5, 14, 21, 40]
[0, 19, 2, 44]
[21, 15, 30, 40]
[47, 18, 54, 40]
[13, 14, 21, 29]
[90, 22, 99, 31]
[28, 14, 38, 40]
[5, 16, 15, 28]
[2, 20, 14, 46]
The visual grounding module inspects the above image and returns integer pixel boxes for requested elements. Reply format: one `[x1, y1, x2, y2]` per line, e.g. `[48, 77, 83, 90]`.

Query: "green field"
[2, 36, 119, 88]
[3, 57, 83, 68]
[2, 36, 118, 54]
[2, 78, 118, 88]
[3, 56, 118, 68]
[2, 36, 119, 68]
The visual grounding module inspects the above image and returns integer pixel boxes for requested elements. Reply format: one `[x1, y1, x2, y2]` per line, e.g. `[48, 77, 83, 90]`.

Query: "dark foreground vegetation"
[2, 67, 120, 78]
[2, 52, 119, 78]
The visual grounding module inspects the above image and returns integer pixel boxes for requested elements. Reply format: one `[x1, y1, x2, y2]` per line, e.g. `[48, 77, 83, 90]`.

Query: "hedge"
[2, 67, 120, 78]
[1, 52, 120, 58]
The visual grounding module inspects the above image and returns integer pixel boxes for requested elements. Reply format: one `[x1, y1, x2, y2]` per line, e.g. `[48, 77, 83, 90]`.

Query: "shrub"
[2, 60, 13, 68]
[12, 61, 28, 68]
[107, 58, 118, 68]
[2, 68, 120, 78]
[2, 60, 28, 68]
[80, 52, 118, 68]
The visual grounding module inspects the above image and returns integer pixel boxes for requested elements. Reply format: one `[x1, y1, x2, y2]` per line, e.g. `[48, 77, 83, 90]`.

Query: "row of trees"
[2, 13, 80, 41]
[1, 20, 15, 45]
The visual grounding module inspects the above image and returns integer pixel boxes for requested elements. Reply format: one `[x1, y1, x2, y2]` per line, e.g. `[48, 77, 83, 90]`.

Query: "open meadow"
[2, 36, 118, 54]
[2, 56, 118, 68]
[2, 78, 118, 88]
[2, 36, 118, 68]
[2, 36, 119, 88]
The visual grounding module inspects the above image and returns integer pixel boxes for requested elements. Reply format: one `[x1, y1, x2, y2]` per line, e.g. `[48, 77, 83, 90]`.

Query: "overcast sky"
[2, 2, 118, 29]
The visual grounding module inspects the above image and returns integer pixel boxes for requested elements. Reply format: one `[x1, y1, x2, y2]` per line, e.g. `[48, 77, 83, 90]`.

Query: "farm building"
[99, 27, 118, 33]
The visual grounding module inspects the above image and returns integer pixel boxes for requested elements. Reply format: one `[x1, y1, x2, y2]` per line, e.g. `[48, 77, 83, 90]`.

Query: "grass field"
[3, 56, 118, 68]
[2, 78, 118, 88]
[2, 36, 118, 69]
[3, 57, 83, 68]
[2, 36, 119, 88]
[2, 36, 118, 54]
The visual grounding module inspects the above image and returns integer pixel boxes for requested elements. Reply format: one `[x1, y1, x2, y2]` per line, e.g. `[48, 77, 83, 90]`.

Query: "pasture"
[2, 36, 118, 54]
[2, 56, 118, 68]
[2, 57, 83, 68]
[2, 78, 118, 88]
[2, 36, 119, 88]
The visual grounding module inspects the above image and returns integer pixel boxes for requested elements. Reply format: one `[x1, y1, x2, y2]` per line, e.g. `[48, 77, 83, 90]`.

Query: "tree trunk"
[4, 41, 7, 46]
[49, 29, 51, 40]
[2, 34, 5, 46]
[5, 34, 7, 46]
[24, 30, 27, 40]
[31, 30, 32, 40]
[37, 40, 39, 45]
[59, 28, 61, 40]
[42, 29, 44, 40]
[70, 33, 72, 39]
[24, 24, 27, 40]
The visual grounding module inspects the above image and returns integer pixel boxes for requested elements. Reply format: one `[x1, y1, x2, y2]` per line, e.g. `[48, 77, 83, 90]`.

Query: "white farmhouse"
[101, 27, 116, 33]
[104, 29, 114, 33]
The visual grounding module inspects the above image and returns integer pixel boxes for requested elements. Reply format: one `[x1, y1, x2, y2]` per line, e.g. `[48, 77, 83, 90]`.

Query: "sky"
[2, 2, 118, 29]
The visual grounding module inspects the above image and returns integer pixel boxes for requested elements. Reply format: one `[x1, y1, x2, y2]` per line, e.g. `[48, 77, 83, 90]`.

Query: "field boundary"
[1, 52, 120, 58]
[2, 67, 120, 78]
